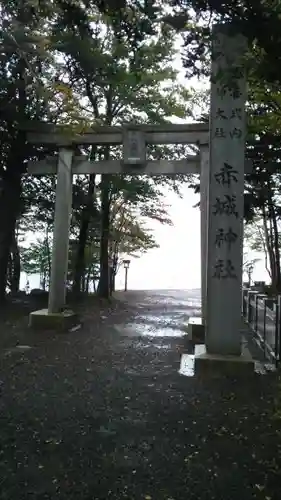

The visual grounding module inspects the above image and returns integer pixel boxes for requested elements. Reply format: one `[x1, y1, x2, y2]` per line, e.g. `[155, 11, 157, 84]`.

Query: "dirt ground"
[0, 292, 280, 500]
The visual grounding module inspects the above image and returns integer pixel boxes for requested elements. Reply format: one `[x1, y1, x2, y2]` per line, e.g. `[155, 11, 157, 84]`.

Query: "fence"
[242, 288, 281, 366]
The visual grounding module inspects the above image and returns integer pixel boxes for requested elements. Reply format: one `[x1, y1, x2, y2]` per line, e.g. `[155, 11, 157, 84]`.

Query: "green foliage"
[0, 0, 200, 299]
[110, 202, 159, 258]
[20, 236, 52, 289]
[159, 1, 281, 85]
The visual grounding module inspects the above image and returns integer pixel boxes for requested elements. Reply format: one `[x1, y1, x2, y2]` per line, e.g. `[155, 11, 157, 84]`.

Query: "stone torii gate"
[27, 122, 209, 314]
[26, 24, 254, 373]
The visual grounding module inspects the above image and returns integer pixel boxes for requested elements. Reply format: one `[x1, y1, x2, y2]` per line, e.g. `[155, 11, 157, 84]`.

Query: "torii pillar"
[48, 148, 73, 313]
[29, 148, 78, 330]
[200, 145, 209, 326]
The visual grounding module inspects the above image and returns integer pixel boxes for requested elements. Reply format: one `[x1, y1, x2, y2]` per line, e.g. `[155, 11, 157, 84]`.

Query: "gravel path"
[0, 291, 280, 500]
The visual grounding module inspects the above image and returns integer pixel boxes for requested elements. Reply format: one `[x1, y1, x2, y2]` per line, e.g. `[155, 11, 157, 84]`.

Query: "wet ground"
[0, 289, 281, 499]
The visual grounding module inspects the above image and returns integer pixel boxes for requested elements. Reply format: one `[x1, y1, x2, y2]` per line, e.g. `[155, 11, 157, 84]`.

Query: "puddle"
[138, 324, 183, 337]
[138, 290, 201, 309]
[114, 289, 202, 339]
[114, 323, 184, 338]
[136, 313, 197, 328]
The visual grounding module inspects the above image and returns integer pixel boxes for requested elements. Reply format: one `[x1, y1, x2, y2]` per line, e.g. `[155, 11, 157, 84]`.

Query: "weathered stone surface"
[206, 25, 247, 356]
[200, 147, 209, 325]
[29, 309, 79, 331]
[48, 148, 73, 314]
[194, 351, 255, 377]
[187, 317, 205, 344]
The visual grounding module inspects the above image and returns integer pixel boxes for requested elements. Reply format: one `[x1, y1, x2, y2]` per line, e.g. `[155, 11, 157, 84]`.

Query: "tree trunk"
[97, 175, 111, 298]
[45, 232, 51, 287]
[6, 255, 13, 292]
[262, 206, 276, 289]
[256, 222, 271, 279]
[10, 232, 21, 294]
[81, 273, 86, 293]
[41, 262, 47, 291]
[111, 254, 118, 293]
[111, 270, 116, 293]
[93, 95, 113, 299]
[269, 216, 277, 284]
[268, 193, 281, 292]
[86, 266, 91, 293]
[72, 174, 96, 296]
[0, 173, 22, 304]
[0, 54, 28, 304]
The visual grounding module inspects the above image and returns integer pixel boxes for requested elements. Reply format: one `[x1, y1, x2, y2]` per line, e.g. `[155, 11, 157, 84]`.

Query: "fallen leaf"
[254, 484, 265, 491]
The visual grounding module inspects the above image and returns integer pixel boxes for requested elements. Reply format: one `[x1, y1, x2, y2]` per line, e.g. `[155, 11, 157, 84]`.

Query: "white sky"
[117, 184, 201, 290]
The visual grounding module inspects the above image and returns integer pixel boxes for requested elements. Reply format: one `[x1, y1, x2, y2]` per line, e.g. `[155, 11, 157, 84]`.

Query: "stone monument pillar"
[205, 25, 247, 356]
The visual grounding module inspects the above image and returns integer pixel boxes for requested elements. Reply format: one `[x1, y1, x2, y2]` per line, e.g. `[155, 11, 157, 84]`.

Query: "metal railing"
[242, 288, 281, 366]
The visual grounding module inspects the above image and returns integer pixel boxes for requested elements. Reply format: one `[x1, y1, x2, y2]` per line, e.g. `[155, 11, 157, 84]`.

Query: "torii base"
[29, 309, 79, 331]
[194, 348, 255, 377]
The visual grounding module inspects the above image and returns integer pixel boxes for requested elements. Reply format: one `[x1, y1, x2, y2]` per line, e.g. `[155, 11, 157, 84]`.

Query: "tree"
[243, 256, 260, 286]
[50, 8, 193, 298]
[0, 0, 66, 304]
[160, 1, 281, 86]
[20, 234, 52, 291]
[1, 1, 204, 305]
[241, 73, 281, 292]
[0, 0, 96, 303]
[71, 169, 99, 296]
[244, 215, 281, 289]
[58, 0, 281, 86]
[108, 199, 160, 291]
